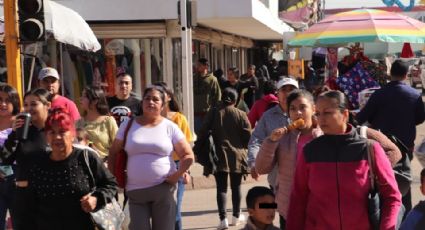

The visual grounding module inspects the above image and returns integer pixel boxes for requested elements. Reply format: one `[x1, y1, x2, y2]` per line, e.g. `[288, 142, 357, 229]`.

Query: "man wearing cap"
[248, 77, 298, 228]
[38, 67, 81, 122]
[193, 58, 221, 133]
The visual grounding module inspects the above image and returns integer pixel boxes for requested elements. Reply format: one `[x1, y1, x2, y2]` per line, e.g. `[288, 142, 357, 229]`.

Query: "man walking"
[240, 65, 259, 109]
[356, 59, 425, 215]
[193, 58, 221, 133]
[38, 67, 80, 121]
[107, 73, 141, 126]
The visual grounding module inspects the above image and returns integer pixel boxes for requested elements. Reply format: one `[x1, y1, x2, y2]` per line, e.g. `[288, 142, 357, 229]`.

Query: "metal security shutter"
[90, 23, 166, 39]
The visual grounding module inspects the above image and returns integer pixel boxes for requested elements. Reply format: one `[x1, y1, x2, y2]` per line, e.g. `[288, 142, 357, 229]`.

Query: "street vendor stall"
[288, 8, 425, 109]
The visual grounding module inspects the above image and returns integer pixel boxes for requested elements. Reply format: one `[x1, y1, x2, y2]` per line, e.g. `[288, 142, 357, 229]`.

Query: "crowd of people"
[192, 57, 425, 230]
[0, 56, 423, 230]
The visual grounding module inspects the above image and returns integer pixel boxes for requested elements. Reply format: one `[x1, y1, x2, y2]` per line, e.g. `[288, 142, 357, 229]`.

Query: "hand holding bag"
[83, 150, 125, 230]
[114, 118, 134, 188]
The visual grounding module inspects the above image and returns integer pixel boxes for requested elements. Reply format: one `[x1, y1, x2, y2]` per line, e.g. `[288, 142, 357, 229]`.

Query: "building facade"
[16, 0, 292, 125]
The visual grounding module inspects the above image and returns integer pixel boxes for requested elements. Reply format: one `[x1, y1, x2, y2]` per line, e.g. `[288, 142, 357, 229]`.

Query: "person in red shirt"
[247, 81, 278, 128]
[38, 67, 81, 122]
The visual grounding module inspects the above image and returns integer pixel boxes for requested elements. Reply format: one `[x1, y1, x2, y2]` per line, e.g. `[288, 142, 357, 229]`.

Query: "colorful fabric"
[289, 9, 425, 46]
[361, 61, 389, 86]
[336, 62, 380, 109]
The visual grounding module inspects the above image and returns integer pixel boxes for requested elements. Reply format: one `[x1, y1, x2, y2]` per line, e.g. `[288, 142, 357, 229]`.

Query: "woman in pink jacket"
[255, 89, 322, 227]
[286, 90, 401, 230]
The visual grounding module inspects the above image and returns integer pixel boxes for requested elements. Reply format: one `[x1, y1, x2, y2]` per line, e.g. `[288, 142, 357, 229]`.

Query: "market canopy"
[288, 8, 425, 47]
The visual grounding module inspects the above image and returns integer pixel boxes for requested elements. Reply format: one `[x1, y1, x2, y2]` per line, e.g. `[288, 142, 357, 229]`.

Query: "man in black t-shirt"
[107, 73, 141, 127]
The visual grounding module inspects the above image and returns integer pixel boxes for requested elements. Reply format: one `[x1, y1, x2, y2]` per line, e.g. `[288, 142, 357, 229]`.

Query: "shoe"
[230, 214, 246, 226]
[217, 218, 229, 229]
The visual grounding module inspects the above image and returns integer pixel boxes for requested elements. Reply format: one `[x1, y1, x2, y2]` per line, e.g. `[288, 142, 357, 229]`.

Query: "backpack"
[358, 126, 412, 197]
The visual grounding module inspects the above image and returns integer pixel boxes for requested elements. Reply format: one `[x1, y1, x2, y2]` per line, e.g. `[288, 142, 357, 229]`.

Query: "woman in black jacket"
[29, 107, 117, 230]
[1, 88, 51, 229]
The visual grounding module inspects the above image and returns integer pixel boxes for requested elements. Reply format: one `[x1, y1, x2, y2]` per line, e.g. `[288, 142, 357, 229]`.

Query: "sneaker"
[230, 214, 246, 226]
[217, 218, 229, 230]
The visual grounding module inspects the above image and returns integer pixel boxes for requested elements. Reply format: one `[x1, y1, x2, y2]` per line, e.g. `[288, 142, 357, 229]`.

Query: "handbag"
[83, 150, 125, 230]
[365, 139, 381, 230]
[192, 108, 219, 175]
[114, 118, 134, 188]
[381, 133, 412, 196]
[360, 126, 405, 229]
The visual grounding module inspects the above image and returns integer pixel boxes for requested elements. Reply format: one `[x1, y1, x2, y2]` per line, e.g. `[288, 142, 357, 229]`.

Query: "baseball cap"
[276, 77, 299, 89]
[38, 67, 60, 81]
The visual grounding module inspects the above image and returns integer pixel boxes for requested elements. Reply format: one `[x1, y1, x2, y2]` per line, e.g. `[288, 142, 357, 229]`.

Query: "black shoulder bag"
[193, 107, 219, 175]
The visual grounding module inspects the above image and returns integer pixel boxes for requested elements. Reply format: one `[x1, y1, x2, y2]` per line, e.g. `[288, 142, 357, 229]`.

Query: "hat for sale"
[38, 67, 60, 81]
[276, 77, 299, 89]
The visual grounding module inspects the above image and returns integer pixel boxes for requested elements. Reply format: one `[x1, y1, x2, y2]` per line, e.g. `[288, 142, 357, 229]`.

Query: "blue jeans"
[0, 175, 15, 230]
[175, 161, 185, 230]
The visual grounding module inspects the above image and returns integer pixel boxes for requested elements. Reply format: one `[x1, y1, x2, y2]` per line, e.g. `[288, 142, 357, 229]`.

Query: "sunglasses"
[259, 202, 277, 209]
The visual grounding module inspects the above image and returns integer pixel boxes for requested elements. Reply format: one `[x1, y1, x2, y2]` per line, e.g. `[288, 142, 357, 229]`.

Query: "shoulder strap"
[83, 149, 96, 191]
[123, 118, 134, 148]
[359, 125, 368, 139]
[366, 140, 376, 191]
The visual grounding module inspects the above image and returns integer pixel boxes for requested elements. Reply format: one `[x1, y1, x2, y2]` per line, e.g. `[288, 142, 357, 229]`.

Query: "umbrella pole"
[27, 45, 39, 92]
[60, 43, 64, 96]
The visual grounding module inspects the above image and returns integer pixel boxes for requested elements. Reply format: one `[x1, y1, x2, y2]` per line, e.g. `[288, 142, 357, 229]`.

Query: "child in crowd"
[400, 168, 425, 230]
[74, 127, 100, 158]
[242, 186, 280, 230]
[76, 127, 91, 146]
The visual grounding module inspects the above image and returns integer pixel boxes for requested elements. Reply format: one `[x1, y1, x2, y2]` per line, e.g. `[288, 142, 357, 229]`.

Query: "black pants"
[13, 186, 36, 230]
[214, 172, 243, 220]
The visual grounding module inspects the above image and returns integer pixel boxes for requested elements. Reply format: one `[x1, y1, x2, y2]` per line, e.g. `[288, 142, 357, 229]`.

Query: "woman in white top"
[109, 85, 194, 230]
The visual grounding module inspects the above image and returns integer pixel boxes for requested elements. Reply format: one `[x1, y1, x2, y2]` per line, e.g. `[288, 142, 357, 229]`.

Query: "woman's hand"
[182, 172, 191, 185]
[250, 167, 260, 181]
[80, 194, 97, 213]
[12, 118, 25, 132]
[269, 127, 288, 142]
[165, 172, 180, 185]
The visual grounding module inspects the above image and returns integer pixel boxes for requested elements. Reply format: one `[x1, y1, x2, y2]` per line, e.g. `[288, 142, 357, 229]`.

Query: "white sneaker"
[230, 214, 246, 226]
[217, 218, 229, 230]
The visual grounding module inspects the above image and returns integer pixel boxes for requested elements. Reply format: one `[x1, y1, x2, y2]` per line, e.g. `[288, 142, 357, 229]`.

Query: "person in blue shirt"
[400, 168, 425, 230]
[356, 59, 425, 216]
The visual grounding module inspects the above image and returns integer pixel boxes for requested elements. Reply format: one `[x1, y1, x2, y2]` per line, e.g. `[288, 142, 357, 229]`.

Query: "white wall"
[197, 0, 252, 19]
[53, 0, 178, 21]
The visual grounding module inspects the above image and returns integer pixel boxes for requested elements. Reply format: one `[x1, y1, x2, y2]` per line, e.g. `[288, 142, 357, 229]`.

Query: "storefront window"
[21, 38, 164, 101]
[172, 38, 183, 110]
